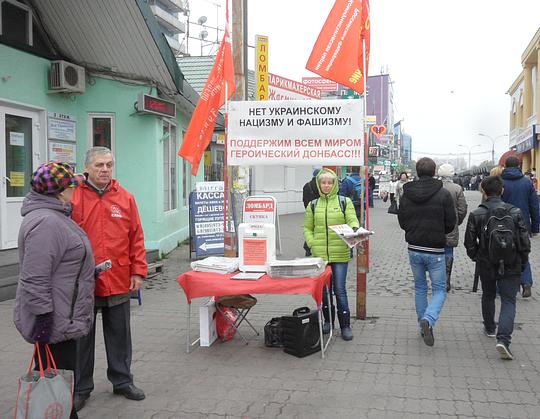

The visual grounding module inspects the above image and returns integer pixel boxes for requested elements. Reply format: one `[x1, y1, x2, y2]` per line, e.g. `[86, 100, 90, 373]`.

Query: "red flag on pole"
[178, 27, 236, 176]
[306, 0, 370, 94]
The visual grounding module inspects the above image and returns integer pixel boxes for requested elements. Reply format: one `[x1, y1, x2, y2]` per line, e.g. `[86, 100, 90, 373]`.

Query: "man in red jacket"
[71, 147, 148, 410]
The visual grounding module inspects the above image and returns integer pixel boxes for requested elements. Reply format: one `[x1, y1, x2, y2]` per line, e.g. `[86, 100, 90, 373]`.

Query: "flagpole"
[223, 0, 235, 256]
[356, 36, 369, 321]
[223, 82, 229, 237]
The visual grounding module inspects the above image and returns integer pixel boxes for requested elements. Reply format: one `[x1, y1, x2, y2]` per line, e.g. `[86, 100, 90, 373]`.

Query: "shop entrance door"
[0, 107, 39, 249]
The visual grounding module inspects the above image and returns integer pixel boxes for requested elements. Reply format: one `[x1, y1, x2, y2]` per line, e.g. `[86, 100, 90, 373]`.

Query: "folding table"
[177, 267, 334, 358]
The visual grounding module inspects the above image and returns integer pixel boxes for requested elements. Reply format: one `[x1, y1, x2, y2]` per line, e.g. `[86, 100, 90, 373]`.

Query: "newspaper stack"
[191, 257, 239, 274]
[267, 257, 327, 278]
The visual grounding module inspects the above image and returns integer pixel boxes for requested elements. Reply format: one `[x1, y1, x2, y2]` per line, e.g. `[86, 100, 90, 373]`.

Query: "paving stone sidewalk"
[1, 190, 540, 418]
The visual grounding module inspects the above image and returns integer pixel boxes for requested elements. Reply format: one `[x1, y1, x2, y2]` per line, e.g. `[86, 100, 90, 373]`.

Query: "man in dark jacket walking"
[398, 157, 456, 347]
[302, 169, 320, 255]
[464, 176, 530, 360]
[302, 169, 320, 208]
[501, 156, 539, 298]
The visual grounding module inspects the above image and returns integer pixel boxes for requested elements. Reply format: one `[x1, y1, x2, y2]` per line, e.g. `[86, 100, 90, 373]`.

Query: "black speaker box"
[281, 307, 321, 358]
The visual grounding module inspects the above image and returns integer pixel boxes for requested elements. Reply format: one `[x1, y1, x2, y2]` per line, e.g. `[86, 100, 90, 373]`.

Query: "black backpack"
[482, 204, 519, 275]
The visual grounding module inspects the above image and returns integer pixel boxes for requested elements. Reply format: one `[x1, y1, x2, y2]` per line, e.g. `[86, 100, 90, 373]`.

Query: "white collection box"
[199, 297, 218, 347]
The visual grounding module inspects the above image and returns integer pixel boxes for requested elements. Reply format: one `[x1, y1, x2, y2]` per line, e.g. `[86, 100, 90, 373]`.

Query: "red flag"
[178, 27, 236, 175]
[306, 0, 370, 94]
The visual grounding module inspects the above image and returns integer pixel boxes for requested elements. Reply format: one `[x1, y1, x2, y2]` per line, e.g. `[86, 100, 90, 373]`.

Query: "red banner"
[306, 0, 370, 94]
[178, 28, 236, 175]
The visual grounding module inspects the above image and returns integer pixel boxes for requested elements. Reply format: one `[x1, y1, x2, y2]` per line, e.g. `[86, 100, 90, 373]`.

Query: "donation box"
[238, 223, 276, 272]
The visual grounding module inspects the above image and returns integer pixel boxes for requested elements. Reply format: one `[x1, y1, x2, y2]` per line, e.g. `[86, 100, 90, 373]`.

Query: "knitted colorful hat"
[30, 162, 86, 195]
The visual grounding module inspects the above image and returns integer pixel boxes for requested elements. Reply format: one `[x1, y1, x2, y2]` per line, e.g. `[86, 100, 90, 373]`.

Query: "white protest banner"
[228, 99, 364, 166]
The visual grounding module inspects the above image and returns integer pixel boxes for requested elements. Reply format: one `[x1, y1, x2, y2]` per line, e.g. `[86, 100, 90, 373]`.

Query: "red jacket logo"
[111, 205, 123, 218]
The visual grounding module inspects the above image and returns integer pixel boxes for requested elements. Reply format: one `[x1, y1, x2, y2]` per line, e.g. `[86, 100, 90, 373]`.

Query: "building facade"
[0, 0, 199, 253]
[508, 28, 540, 171]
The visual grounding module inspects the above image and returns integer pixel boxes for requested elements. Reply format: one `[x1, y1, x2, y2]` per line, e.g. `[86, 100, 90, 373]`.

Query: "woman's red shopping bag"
[14, 343, 74, 419]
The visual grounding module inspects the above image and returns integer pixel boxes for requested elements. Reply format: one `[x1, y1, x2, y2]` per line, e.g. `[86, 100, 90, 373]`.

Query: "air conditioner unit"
[49, 60, 86, 93]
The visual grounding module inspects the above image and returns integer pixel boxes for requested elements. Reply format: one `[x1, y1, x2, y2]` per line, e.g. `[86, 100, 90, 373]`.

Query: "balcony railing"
[150, 5, 186, 34]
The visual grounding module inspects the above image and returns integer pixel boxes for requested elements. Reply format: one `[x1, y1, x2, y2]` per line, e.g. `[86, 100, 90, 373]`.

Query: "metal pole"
[356, 37, 368, 321]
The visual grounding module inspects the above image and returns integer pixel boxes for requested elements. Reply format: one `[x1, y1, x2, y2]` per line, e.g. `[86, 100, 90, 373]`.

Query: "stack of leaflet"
[267, 258, 326, 278]
[191, 257, 239, 274]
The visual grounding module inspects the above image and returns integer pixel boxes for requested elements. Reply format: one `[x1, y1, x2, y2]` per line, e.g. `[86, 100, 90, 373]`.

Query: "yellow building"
[508, 27, 540, 171]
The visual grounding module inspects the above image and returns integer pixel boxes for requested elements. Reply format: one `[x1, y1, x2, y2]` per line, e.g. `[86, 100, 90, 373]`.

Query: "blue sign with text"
[189, 190, 225, 257]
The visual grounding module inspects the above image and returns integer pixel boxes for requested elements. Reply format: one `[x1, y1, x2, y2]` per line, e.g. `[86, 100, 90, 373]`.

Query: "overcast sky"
[188, 0, 540, 166]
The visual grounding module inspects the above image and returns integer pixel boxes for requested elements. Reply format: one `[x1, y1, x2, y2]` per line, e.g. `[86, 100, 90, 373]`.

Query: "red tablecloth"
[177, 266, 332, 305]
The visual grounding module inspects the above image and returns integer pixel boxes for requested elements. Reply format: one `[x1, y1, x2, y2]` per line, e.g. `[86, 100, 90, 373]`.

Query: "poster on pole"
[228, 99, 363, 166]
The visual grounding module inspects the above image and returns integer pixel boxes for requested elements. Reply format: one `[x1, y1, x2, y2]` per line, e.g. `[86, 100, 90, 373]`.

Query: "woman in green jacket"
[304, 169, 359, 340]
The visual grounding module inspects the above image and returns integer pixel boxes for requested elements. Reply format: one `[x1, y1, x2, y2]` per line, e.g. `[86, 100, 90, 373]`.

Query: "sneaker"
[419, 319, 434, 346]
[522, 285, 532, 298]
[322, 322, 331, 335]
[496, 342, 514, 360]
[484, 328, 496, 338]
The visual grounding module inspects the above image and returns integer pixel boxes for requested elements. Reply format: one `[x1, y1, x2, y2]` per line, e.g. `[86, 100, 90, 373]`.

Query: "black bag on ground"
[387, 201, 398, 215]
[281, 306, 320, 358]
[264, 317, 284, 347]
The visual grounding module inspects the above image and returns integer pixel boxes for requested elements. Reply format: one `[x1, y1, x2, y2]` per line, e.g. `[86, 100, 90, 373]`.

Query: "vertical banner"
[256, 35, 269, 101]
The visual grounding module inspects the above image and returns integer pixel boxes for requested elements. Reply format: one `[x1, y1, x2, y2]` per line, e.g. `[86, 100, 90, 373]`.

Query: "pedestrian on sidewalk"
[368, 172, 376, 207]
[389, 175, 397, 204]
[395, 172, 409, 207]
[397, 157, 456, 346]
[438, 164, 468, 291]
[14, 162, 95, 419]
[71, 147, 148, 411]
[339, 166, 363, 221]
[464, 176, 530, 360]
[501, 156, 539, 298]
[304, 169, 359, 341]
[302, 169, 320, 256]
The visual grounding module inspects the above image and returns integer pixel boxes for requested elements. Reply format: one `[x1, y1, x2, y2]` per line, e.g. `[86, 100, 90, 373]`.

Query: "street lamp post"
[478, 133, 509, 165]
[458, 144, 481, 170]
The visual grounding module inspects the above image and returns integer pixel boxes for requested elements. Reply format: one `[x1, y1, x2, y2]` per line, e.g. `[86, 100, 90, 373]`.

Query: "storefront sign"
[195, 181, 224, 192]
[243, 196, 276, 224]
[48, 112, 76, 142]
[136, 93, 176, 118]
[256, 35, 269, 101]
[376, 134, 393, 145]
[368, 146, 379, 157]
[189, 188, 225, 257]
[269, 73, 322, 100]
[48, 141, 76, 164]
[366, 115, 377, 125]
[228, 99, 364, 166]
[515, 126, 536, 153]
[301, 76, 338, 92]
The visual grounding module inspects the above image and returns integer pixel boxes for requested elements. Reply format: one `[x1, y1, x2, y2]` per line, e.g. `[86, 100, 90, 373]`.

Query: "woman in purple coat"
[14, 162, 95, 419]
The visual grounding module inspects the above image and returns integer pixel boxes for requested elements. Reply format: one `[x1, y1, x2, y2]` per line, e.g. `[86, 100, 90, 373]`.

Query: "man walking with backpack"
[339, 166, 363, 221]
[464, 176, 530, 360]
[398, 158, 456, 347]
[500, 156, 539, 298]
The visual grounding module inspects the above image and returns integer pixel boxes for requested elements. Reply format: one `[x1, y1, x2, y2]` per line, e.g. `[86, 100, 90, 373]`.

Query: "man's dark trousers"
[75, 301, 133, 396]
[480, 275, 520, 346]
